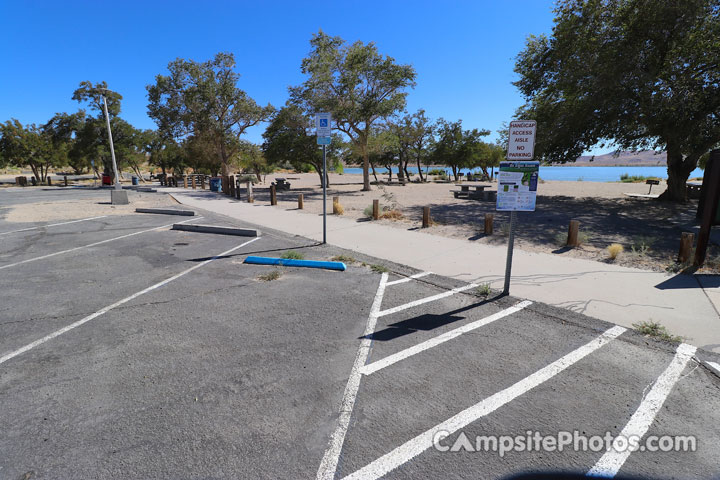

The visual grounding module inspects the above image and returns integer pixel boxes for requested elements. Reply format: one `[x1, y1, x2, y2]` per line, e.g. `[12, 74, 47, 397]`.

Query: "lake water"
[341, 165, 705, 182]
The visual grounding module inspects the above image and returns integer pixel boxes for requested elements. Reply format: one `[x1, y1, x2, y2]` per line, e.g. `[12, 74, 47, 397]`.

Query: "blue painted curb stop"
[244, 256, 346, 271]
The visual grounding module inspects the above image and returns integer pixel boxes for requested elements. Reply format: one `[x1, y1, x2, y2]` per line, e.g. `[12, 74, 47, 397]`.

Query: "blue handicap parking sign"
[320, 119, 328, 127]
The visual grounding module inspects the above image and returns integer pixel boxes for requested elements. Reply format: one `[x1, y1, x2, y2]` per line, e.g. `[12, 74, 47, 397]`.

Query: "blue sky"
[1, 1, 606, 153]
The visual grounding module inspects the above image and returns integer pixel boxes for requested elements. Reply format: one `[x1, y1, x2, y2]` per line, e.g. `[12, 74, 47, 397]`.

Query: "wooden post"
[567, 220, 580, 247]
[422, 206, 431, 228]
[678, 232, 695, 263]
[270, 184, 277, 205]
[47, 176, 52, 186]
[191, 175, 196, 189]
[373, 199, 379, 220]
[229, 175, 235, 197]
[234, 176, 241, 199]
[201, 176, 206, 189]
[247, 181, 254, 203]
[64, 175, 68, 186]
[298, 193, 304, 209]
[183, 176, 188, 188]
[333, 196, 340, 214]
[484, 213, 494, 235]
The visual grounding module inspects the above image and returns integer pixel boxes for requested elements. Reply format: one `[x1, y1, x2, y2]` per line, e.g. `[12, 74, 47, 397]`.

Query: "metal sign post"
[498, 120, 538, 296]
[316, 113, 332, 244]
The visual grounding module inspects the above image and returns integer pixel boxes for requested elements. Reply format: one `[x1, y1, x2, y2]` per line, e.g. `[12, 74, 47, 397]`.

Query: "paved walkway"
[169, 189, 720, 352]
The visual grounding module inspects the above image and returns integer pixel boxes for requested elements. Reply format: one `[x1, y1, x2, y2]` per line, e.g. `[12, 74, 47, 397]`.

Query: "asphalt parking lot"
[1, 189, 719, 479]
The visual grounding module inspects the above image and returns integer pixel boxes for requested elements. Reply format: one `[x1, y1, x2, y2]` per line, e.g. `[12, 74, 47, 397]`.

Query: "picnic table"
[272, 178, 291, 191]
[450, 183, 494, 200]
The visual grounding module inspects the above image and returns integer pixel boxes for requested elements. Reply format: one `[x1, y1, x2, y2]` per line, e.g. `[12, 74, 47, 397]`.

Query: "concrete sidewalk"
[169, 189, 720, 352]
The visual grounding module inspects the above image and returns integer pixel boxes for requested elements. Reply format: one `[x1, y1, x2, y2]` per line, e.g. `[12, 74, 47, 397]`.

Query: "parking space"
[1, 189, 720, 479]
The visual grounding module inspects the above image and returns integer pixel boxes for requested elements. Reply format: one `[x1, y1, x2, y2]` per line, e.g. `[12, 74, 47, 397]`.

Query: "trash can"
[131, 176, 139, 186]
[101, 174, 112, 185]
[209, 177, 222, 192]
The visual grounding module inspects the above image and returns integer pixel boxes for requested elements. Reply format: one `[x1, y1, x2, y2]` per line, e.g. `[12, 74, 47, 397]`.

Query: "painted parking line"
[0, 236, 260, 367]
[377, 283, 478, 318]
[360, 301, 533, 376]
[341, 325, 627, 480]
[0, 216, 201, 271]
[385, 271, 433, 286]
[707, 361, 720, 376]
[587, 343, 697, 478]
[316, 272, 389, 480]
[0, 215, 108, 236]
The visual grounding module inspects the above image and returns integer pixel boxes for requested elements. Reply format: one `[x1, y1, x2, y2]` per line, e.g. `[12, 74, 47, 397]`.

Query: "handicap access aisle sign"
[496, 161, 539, 212]
[316, 113, 332, 145]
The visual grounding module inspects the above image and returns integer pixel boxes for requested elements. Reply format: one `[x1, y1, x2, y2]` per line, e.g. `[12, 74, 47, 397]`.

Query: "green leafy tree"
[147, 52, 274, 176]
[0, 119, 57, 183]
[514, 0, 720, 201]
[236, 141, 274, 182]
[290, 31, 416, 191]
[262, 104, 341, 186]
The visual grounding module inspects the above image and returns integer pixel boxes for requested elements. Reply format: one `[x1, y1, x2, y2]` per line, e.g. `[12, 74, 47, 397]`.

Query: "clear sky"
[2, 1, 605, 152]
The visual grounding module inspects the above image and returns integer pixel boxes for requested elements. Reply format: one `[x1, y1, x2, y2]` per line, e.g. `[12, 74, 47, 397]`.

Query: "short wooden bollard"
[183, 176, 188, 188]
[47, 176, 52, 186]
[678, 232, 695, 263]
[247, 181, 254, 203]
[201, 176, 206, 189]
[373, 199, 379, 220]
[484, 213, 494, 235]
[270, 184, 277, 205]
[567, 220, 580, 247]
[191, 175, 196, 189]
[229, 176, 236, 197]
[298, 193, 304, 209]
[64, 175, 68, 186]
[422, 206, 431, 228]
[333, 196, 341, 214]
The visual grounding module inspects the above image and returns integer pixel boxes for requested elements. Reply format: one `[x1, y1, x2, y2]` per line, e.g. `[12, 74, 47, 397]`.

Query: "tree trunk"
[397, 159, 404, 183]
[370, 161, 378, 182]
[314, 165, 330, 187]
[387, 165, 393, 182]
[220, 141, 229, 176]
[362, 145, 370, 191]
[658, 146, 696, 202]
[403, 160, 411, 182]
[452, 166, 459, 182]
[416, 157, 425, 182]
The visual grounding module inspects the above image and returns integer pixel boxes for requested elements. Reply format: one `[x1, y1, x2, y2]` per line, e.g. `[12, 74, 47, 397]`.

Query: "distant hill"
[553, 151, 667, 166]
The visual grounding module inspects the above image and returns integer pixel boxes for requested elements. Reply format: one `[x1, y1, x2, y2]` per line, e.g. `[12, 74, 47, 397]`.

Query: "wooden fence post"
[373, 199, 379, 220]
[484, 213, 494, 235]
[183, 176, 188, 188]
[422, 206, 431, 228]
[678, 232, 695, 263]
[191, 175, 196, 189]
[201, 176, 206, 189]
[247, 181, 254, 203]
[298, 193, 304, 209]
[567, 220, 580, 247]
[270, 184, 277, 205]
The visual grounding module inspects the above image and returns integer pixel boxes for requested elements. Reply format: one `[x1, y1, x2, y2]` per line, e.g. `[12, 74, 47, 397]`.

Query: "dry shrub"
[333, 201, 344, 215]
[607, 243, 624, 260]
[380, 209, 404, 220]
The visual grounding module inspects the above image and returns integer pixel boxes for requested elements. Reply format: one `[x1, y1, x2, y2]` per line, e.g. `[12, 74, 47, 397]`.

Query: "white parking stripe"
[0, 217, 201, 271]
[342, 325, 627, 480]
[0, 236, 260, 367]
[587, 343, 697, 478]
[316, 273, 389, 480]
[360, 301, 533, 376]
[377, 283, 478, 317]
[707, 361, 720, 375]
[0, 215, 108, 236]
[385, 271, 433, 286]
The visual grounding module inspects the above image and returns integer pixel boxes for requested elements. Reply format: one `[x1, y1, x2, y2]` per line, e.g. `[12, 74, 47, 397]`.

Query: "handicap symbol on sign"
[320, 119, 328, 127]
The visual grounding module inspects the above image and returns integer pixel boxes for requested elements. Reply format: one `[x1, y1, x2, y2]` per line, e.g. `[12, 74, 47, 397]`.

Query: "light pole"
[99, 88, 128, 204]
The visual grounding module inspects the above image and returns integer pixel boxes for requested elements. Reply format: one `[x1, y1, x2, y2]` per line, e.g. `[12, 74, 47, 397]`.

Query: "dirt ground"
[251, 172, 709, 273]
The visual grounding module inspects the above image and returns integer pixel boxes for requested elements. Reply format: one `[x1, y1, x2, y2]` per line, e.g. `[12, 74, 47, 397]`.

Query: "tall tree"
[147, 52, 274, 176]
[514, 0, 720, 201]
[262, 104, 341, 186]
[290, 31, 416, 191]
[0, 119, 56, 183]
[390, 109, 435, 182]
